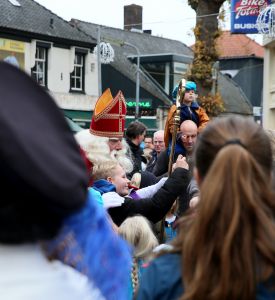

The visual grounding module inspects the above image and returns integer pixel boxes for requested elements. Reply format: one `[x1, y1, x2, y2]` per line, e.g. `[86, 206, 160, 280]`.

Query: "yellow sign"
[0, 38, 25, 68]
[0, 38, 25, 53]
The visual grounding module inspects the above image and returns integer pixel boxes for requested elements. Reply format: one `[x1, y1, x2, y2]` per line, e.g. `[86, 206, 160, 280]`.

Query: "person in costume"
[164, 80, 209, 148]
[75, 88, 133, 176]
[0, 62, 131, 300]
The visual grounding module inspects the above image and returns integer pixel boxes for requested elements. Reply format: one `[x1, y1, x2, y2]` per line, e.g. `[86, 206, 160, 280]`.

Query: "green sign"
[126, 100, 152, 108]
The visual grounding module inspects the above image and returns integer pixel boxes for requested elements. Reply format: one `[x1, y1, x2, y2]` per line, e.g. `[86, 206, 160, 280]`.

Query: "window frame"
[70, 50, 87, 93]
[31, 46, 48, 87]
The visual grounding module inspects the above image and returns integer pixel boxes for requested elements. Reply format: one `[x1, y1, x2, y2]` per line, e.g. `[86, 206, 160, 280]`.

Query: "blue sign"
[231, 0, 271, 34]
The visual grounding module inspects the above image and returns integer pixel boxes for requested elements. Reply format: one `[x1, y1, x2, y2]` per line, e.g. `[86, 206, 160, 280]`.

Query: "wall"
[23, 40, 98, 112]
[262, 41, 275, 129]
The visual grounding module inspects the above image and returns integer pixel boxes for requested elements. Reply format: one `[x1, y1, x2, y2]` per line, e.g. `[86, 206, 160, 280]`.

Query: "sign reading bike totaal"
[231, 0, 271, 33]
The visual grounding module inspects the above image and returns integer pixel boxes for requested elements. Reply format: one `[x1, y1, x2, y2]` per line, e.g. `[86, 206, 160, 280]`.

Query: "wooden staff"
[159, 79, 186, 243]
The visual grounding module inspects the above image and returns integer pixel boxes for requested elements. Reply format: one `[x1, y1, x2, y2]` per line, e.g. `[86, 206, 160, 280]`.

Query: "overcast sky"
[35, 0, 262, 46]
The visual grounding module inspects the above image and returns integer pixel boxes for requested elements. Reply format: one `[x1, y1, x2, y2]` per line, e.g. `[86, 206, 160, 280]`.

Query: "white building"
[0, 0, 98, 126]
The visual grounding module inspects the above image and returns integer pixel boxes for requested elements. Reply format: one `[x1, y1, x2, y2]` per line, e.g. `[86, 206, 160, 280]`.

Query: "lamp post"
[123, 42, 140, 120]
[97, 26, 102, 96]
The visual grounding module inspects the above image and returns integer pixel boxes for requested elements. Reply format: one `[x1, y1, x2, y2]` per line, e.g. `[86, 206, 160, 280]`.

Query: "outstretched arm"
[109, 156, 190, 225]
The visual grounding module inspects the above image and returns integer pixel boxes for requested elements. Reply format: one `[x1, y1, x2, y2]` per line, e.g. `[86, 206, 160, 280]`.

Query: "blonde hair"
[118, 216, 158, 294]
[92, 159, 119, 181]
[130, 172, 142, 188]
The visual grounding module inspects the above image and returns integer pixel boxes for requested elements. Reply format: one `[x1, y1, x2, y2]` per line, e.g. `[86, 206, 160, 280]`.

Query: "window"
[70, 52, 85, 92]
[31, 46, 47, 87]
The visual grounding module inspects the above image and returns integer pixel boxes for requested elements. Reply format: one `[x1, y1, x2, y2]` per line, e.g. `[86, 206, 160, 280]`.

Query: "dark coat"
[126, 138, 146, 177]
[152, 149, 170, 177]
[146, 150, 158, 173]
[152, 149, 198, 216]
[108, 168, 190, 226]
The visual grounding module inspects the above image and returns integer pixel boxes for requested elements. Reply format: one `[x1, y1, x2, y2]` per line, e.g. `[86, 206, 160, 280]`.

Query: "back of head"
[265, 129, 275, 191]
[265, 129, 275, 161]
[0, 62, 88, 243]
[195, 116, 272, 178]
[118, 216, 158, 259]
[176, 116, 275, 300]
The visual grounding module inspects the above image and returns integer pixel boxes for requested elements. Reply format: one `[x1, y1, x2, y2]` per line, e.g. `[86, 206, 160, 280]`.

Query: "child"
[118, 216, 158, 298]
[164, 201, 178, 243]
[164, 80, 209, 148]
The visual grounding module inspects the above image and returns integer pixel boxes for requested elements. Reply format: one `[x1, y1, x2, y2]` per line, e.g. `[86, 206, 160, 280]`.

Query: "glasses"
[181, 134, 197, 140]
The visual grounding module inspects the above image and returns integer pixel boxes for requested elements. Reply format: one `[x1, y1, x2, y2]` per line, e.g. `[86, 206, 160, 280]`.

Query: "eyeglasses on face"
[181, 134, 197, 140]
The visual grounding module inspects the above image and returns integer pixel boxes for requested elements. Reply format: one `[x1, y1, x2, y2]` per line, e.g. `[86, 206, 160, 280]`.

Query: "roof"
[218, 72, 252, 115]
[216, 31, 264, 59]
[0, 0, 96, 47]
[71, 19, 193, 106]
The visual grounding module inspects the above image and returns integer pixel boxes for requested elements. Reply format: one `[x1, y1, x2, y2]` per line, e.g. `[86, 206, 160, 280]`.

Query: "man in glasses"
[153, 120, 198, 178]
[146, 130, 165, 173]
[154, 120, 199, 215]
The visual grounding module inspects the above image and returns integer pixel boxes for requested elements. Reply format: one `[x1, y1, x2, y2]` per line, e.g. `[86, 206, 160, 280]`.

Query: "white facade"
[23, 40, 99, 113]
[262, 37, 275, 129]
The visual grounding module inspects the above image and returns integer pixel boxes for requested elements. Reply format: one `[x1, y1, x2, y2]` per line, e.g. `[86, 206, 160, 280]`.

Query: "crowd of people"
[0, 61, 274, 300]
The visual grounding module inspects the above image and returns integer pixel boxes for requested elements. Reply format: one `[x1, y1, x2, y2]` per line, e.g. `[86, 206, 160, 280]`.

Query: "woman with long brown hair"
[136, 116, 275, 300]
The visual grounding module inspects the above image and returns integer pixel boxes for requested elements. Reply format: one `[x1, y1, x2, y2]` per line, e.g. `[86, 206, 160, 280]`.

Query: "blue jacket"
[137, 253, 275, 300]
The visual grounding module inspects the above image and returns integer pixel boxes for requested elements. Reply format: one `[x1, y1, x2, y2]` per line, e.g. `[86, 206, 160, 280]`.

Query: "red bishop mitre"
[90, 88, 127, 138]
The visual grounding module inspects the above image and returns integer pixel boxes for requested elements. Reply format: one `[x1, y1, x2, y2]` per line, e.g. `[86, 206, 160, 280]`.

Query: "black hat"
[0, 62, 88, 243]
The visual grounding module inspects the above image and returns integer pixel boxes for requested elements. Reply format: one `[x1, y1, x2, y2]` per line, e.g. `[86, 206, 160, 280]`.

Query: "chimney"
[124, 4, 142, 31]
[143, 29, 152, 35]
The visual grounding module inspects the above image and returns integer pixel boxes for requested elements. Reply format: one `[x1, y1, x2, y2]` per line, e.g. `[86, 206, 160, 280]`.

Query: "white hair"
[110, 139, 133, 174]
[153, 130, 164, 140]
[75, 129, 133, 174]
[74, 129, 109, 154]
